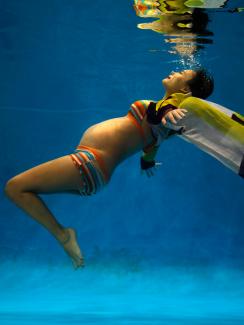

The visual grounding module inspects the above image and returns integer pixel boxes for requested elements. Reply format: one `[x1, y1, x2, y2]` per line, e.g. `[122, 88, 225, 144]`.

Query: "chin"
[162, 78, 167, 85]
[162, 78, 169, 88]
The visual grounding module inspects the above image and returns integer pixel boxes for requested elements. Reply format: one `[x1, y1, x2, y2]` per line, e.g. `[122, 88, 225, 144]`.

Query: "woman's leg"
[4, 155, 85, 268]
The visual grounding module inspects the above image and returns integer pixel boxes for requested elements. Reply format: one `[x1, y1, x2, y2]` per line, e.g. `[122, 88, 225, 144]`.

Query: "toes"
[72, 257, 85, 269]
[72, 252, 85, 267]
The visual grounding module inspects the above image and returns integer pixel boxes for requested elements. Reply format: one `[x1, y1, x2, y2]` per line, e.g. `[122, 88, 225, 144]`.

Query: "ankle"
[56, 227, 69, 243]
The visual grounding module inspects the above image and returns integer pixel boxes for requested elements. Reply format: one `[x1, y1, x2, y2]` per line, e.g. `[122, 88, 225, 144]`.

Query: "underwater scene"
[0, 0, 244, 324]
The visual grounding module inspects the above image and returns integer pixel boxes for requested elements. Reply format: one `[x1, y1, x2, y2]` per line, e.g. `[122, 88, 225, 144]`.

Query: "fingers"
[146, 170, 153, 177]
[167, 112, 177, 124]
[141, 163, 162, 178]
[180, 108, 187, 113]
[164, 108, 187, 124]
[141, 168, 154, 177]
[172, 110, 183, 120]
[162, 117, 167, 125]
[176, 109, 186, 118]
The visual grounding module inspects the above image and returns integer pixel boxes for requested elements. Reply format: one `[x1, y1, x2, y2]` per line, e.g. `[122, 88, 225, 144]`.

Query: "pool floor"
[1, 261, 244, 324]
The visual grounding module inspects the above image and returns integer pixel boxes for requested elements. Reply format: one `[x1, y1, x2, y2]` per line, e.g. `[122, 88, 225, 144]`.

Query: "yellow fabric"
[159, 0, 192, 14]
[177, 22, 192, 28]
[156, 92, 190, 113]
[234, 112, 244, 123]
[141, 95, 244, 176]
[179, 97, 244, 145]
[184, 0, 204, 7]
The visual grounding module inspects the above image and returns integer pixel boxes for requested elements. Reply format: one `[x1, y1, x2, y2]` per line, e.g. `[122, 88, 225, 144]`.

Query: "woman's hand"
[161, 108, 187, 126]
[140, 157, 163, 177]
[141, 162, 162, 177]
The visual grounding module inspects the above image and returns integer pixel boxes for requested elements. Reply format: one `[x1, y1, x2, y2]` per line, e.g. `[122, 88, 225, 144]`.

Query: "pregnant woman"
[4, 68, 214, 269]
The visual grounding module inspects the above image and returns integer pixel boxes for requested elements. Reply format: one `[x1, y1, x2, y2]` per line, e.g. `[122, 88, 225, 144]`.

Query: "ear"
[184, 91, 192, 96]
[180, 87, 192, 95]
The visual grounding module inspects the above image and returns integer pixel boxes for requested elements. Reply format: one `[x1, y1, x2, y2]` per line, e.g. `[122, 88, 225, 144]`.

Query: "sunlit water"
[1, 262, 244, 324]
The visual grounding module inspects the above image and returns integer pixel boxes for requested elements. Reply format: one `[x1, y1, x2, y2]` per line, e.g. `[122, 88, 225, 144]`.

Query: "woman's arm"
[140, 144, 162, 177]
[140, 107, 187, 176]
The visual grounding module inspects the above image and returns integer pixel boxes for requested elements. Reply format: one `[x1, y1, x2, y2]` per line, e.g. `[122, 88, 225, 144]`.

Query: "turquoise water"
[0, 0, 244, 324]
[1, 263, 244, 323]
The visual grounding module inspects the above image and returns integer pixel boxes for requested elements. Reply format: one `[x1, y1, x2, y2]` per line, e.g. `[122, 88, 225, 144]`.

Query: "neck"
[164, 91, 171, 98]
[163, 90, 190, 99]
[163, 90, 174, 99]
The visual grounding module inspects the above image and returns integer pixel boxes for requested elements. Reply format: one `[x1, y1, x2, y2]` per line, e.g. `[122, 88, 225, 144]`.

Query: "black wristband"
[140, 157, 155, 170]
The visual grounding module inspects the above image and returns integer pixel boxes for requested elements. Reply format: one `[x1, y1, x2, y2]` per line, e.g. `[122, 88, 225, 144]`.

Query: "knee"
[4, 177, 22, 199]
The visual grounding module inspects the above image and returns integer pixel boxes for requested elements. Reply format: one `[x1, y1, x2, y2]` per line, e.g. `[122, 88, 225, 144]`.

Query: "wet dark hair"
[173, 9, 213, 37]
[187, 68, 214, 99]
[190, 9, 213, 36]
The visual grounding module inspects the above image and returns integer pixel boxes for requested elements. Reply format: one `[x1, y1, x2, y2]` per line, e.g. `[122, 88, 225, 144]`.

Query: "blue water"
[0, 0, 244, 324]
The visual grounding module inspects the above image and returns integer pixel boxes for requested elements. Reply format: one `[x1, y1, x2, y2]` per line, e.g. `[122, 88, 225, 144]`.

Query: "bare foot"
[60, 228, 85, 269]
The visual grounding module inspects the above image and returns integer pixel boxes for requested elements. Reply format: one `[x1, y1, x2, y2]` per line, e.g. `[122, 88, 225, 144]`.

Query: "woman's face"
[162, 69, 196, 94]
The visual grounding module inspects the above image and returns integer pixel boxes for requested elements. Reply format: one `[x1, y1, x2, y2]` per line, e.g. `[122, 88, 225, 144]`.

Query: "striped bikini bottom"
[70, 145, 109, 196]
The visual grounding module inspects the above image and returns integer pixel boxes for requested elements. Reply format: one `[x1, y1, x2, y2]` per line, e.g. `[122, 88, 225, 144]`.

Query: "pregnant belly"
[78, 116, 153, 176]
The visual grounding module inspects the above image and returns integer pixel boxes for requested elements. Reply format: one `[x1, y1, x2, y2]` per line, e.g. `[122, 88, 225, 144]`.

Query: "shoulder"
[179, 97, 216, 116]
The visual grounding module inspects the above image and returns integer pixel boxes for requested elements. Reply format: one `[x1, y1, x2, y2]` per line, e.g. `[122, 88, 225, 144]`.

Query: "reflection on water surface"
[133, 0, 243, 61]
